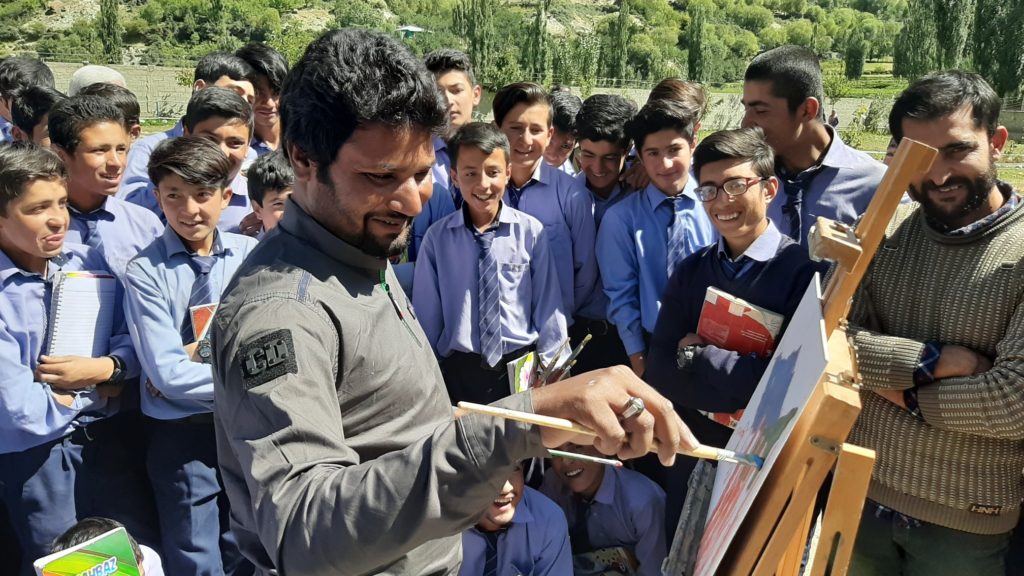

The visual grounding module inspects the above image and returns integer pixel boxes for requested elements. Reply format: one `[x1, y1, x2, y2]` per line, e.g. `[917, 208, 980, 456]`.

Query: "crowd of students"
[0, 30, 1020, 576]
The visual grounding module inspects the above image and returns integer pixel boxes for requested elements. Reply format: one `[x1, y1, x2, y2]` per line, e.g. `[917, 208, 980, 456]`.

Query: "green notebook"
[34, 527, 141, 576]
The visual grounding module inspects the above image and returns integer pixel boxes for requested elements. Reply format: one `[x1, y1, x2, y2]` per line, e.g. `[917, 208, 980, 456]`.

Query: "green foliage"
[931, 0, 974, 69]
[783, 19, 813, 47]
[892, 0, 936, 80]
[335, 0, 388, 29]
[551, 33, 599, 94]
[822, 69, 850, 108]
[687, 3, 711, 82]
[99, 0, 124, 64]
[845, 33, 866, 79]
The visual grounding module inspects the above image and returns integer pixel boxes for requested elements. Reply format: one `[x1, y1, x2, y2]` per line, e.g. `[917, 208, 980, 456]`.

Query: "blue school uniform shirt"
[459, 487, 573, 576]
[540, 465, 668, 576]
[574, 174, 631, 322]
[0, 118, 12, 142]
[596, 181, 714, 356]
[771, 125, 886, 244]
[0, 243, 137, 453]
[250, 137, 274, 157]
[412, 205, 567, 364]
[124, 227, 258, 420]
[66, 196, 164, 282]
[505, 161, 598, 322]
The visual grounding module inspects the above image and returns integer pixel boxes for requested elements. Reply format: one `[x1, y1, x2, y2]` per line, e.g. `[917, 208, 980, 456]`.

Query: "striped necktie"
[474, 229, 503, 368]
[180, 255, 217, 344]
[666, 194, 689, 279]
[482, 530, 501, 576]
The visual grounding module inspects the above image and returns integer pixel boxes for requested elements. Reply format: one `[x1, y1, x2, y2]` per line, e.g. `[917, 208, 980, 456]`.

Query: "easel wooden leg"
[807, 444, 876, 576]
[776, 503, 815, 576]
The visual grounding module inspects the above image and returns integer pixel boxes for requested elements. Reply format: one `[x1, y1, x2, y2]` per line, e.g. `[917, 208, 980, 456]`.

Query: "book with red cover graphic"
[695, 286, 784, 429]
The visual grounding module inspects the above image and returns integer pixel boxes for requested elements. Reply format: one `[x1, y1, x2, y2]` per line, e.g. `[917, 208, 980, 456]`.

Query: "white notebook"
[45, 271, 117, 358]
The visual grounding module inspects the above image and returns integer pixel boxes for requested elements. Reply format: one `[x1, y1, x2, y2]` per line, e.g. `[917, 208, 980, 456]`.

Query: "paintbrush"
[456, 401, 764, 469]
[548, 448, 624, 468]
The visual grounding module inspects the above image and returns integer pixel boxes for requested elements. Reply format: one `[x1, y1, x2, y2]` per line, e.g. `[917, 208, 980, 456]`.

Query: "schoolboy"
[596, 98, 715, 378]
[51, 517, 164, 576]
[0, 56, 55, 142]
[460, 463, 572, 576]
[10, 85, 64, 147]
[540, 443, 668, 576]
[570, 93, 637, 375]
[246, 148, 293, 233]
[493, 81, 598, 324]
[48, 96, 162, 282]
[0, 142, 152, 575]
[119, 52, 256, 210]
[76, 82, 143, 143]
[645, 127, 819, 538]
[235, 42, 288, 156]
[124, 135, 257, 575]
[544, 89, 582, 175]
[413, 122, 567, 404]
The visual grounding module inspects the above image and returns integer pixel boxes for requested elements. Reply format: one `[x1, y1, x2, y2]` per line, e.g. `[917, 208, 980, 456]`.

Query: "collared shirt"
[210, 199, 546, 574]
[578, 172, 630, 229]
[557, 158, 577, 177]
[771, 126, 886, 244]
[596, 181, 715, 355]
[506, 161, 599, 321]
[540, 465, 668, 576]
[250, 137, 276, 158]
[575, 175, 631, 321]
[433, 135, 451, 194]
[0, 244, 134, 453]
[412, 205, 567, 363]
[406, 137, 458, 265]
[714, 220, 784, 280]
[124, 227, 257, 420]
[67, 196, 164, 282]
[459, 487, 573, 576]
[0, 118, 12, 143]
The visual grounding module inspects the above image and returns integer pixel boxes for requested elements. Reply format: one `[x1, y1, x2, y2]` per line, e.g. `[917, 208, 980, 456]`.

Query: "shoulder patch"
[239, 329, 297, 390]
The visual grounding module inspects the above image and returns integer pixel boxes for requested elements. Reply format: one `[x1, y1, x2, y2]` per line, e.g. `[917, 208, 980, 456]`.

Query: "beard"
[312, 172, 414, 259]
[356, 217, 412, 259]
[909, 164, 998, 230]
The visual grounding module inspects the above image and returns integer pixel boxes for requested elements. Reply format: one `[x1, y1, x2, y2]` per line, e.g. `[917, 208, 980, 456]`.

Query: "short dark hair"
[235, 42, 289, 95]
[575, 94, 637, 150]
[0, 141, 67, 216]
[550, 90, 583, 134]
[627, 98, 697, 151]
[692, 127, 775, 181]
[424, 48, 476, 87]
[193, 52, 255, 86]
[48, 95, 125, 154]
[0, 57, 55, 100]
[50, 517, 144, 567]
[448, 122, 510, 169]
[148, 135, 233, 190]
[247, 149, 294, 206]
[492, 82, 551, 128]
[744, 45, 824, 115]
[11, 85, 65, 135]
[280, 28, 447, 169]
[75, 83, 140, 128]
[648, 77, 708, 120]
[889, 70, 1001, 142]
[183, 86, 254, 135]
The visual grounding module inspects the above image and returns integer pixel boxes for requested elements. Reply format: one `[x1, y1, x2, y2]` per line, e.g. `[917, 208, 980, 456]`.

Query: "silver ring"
[621, 396, 646, 419]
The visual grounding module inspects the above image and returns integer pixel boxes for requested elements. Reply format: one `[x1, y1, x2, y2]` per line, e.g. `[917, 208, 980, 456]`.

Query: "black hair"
[280, 28, 448, 169]
[575, 94, 637, 150]
[626, 98, 697, 151]
[47, 95, 125, 154]
[448, 121, 510, 169]
[148, 135, 233, 190]
[692, 127, 775, 181]
[183, 86, 254, 135]
[889, 70, 1001, 142]
[75, 83, 140, 128]
[550, 90, 582, 134]
[492, 82, 551, 128]
[193, 52, 255, 86]
[424, 48, 477, 87]
[235, 43, 289, 95]
[0, 141, 67, 215]
[0, 57, 55, 100]
[247, 149, 294, 206]
[11, 85, 65, 136]
[744, 45, 824, 115]
[50, 517, 144, 567]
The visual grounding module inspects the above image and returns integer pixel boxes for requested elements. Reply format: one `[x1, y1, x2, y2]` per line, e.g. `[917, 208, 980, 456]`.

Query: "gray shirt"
[211, 199, 547, 575]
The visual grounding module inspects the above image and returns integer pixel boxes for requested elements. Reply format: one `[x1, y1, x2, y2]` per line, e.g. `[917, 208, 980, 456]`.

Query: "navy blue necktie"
[180, 255, 217, 343]
[483, 530, 501, 576]
[569, 498, 593, 554]
[666, 195, 689, 279]
[781, 179, 806, 243]
[474, 229, 503, 368]
[76, 211, 106, 254]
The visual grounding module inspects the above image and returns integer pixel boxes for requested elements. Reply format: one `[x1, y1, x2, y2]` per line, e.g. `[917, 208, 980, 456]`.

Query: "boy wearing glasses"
[644, 127, 820, 537]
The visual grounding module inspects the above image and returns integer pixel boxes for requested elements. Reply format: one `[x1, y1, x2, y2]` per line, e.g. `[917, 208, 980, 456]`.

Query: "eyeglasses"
[695, 177, 768, 202]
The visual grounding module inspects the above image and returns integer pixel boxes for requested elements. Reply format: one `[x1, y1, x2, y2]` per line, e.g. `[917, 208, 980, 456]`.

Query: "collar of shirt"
[160, 224, 230, 258]
[578, 172, 627, 204]
[278, 198, 387, 273]
[591, 464, 620, 506]
[779, 125, 861, 182]
[716, 219, 783, 262]
[68, 199, 115, 222]
[510, 161, 546, 192]
[0, 248, 72, 285]
[458, 201, 511, 232]
[250, 137, 274, 156]
[644, 179, 698, 212]
[167, 120, 184, 139]
[942, 182, 1021, 236]
[473, 492, 538, 532]
[433, 135, 447, 156]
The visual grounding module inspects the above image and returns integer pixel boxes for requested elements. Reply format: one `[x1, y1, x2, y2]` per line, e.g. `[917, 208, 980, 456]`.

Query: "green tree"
[844, 32, 866, 79]
[892, 0, 936, 79]
[784, 19, 813, 47]
[931, 0, 975, 69]
[688, 2, 712, 82]
[523, 0, 551, 82]
[603, 0, 632, 81]
[974, 0, 1024, 96]
[336, 0, 387, 29]
[452, 0, 497, 85]
[98, 0, 123, 64]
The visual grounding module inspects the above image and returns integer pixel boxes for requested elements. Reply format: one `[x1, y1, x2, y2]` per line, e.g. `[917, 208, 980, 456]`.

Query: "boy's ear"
[472, 85, 482, 107]
[130, 124, 142, 141]
[287, 142, 316, 183]
[10, 126, 26, 142]
[51, 143, 71, 163]
[192, 79, 206, 92]
[221, 186, 234, 209]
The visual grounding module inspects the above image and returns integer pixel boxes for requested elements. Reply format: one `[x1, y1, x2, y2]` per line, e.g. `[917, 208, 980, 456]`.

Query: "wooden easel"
[709, 138, 938, 576]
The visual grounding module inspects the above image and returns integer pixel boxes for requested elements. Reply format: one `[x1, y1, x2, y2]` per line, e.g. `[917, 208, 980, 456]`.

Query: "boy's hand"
[36, 355, 114, 390]
[620, 162, 650, 191]
[239, 211, 262, 237]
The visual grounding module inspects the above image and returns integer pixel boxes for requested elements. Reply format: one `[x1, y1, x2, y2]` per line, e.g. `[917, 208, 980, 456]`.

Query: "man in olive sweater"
[846, 71, 1022, 575]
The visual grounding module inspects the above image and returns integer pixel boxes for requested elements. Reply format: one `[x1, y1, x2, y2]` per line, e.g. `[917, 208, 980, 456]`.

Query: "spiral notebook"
[44, 271, 117, 358]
